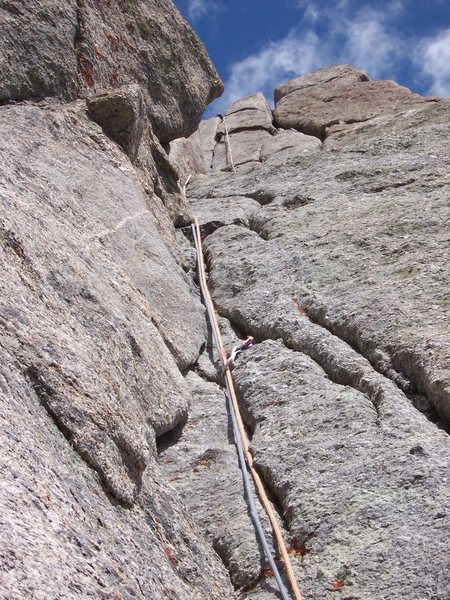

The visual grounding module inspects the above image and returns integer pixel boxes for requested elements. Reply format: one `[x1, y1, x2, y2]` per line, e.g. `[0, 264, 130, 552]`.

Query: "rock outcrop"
[2, 3, 449, 598]
[274, 64, 434, 140]
[0, 0, 223, 141]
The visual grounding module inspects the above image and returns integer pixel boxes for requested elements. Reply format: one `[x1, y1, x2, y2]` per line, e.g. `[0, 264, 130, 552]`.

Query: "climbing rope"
[191, 217, 303, 600]
[217, 113, 237, 173]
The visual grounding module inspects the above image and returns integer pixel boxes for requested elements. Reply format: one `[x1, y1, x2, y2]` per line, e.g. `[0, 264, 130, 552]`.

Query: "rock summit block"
[274, 64, 433, 140]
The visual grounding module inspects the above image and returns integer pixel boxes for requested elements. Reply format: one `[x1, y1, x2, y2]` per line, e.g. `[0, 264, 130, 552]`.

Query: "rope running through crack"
[191, 217, 303, 600]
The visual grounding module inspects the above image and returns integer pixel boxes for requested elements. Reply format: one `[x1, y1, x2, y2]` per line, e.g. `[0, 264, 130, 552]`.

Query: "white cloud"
[331, 7, 407, 79]
[187, 0, 217, 21]
[210, 30, 326, 114]
[206, 0, 449, 116]
[419, 28, 450, 96]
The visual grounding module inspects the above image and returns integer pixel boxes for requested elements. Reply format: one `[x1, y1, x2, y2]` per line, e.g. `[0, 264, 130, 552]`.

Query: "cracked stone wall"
[166, 66, 450, 599]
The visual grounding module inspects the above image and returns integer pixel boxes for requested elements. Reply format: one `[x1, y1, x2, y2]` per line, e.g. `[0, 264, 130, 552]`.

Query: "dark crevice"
[227, 106, 260, 116]
[180, 217, 250, 242]
[248, 221, 269, 240]
[243, 190, 277, 206]
[274, 71, 370, 104]
[302, 301, 414, 390]
[283, 195, 316, 210]
[253, 463, 286, 525]
[218, 125, 277, 138]
[298, 301, 447, 431]
[367, 178, 416, 193]
[219, 309, 387, 427]
[172, 227, 301, 594]
[156, 416, 188, 454]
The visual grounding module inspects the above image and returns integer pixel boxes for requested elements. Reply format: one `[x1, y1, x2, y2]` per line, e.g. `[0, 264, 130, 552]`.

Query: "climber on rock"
[222, 336, 255, 376]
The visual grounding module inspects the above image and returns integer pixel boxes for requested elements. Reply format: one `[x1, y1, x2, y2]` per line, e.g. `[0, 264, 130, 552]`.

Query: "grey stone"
[260, 128, 322, 164]
[189, 195, 261, 236]
[0, 351, 234, 600]
[0, 3, 238, 599]
[274, 64, 369, 103]
[169, 130, 206, 184]
[233, 340, 450, 600]
[0, 101, 206, 505]
[218, 92, 275, 134]
[0, 0, 223, 142]
[212, 129, 273, 171]
[158, 372, 266, 590]
[198, 116, 220, 170]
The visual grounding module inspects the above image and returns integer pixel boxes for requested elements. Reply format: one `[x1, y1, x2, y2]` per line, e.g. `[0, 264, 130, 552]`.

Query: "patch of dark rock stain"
[3, 229, 26, 259]
[0, 2, 23, 16]
[335, 170, 361, 182]
[191, 448, 222, 471]
[367, 178, 416, 193]
[74, 0, 88, 64]
[156, 415, 188, 454]
[181, 219, 249, 242]
[79, 287, 98, 303]
[409, 444, 426, 456]
[127, 332, 143, 358]
[283, 195, 315, 210]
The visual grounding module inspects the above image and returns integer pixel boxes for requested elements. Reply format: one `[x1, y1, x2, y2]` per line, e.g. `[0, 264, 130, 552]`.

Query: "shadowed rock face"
[178, 65, 450, 599]
[0, 0, 223, 141]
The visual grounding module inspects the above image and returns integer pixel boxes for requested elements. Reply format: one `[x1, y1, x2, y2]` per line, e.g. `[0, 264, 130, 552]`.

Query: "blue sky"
[173, 0, 450, 117]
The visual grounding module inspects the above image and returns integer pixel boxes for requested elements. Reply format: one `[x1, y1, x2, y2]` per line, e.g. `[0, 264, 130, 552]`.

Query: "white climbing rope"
[217, 113, 237, 173]
[191, 217, 303, 600]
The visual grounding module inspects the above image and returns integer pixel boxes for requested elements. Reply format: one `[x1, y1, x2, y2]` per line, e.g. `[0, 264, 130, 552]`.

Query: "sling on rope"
[191, 217, 303, 600]
[217, 113, 237, 173]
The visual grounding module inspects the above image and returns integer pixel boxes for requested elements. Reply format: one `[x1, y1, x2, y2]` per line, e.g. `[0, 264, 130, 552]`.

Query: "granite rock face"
[184, 66, 450, 598]
[0, 0, 223, 141]
[0, 2, 238, 599]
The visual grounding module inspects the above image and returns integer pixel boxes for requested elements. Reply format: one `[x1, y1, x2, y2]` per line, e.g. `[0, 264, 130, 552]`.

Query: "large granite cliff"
[1, 2, 449, 599]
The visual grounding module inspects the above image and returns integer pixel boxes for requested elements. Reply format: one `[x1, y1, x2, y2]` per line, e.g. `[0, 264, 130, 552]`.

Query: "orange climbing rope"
[192, 217, 303, 600]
